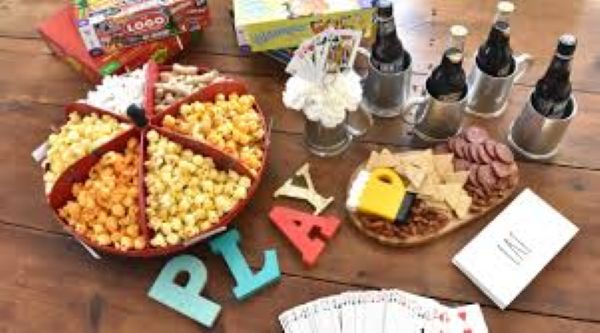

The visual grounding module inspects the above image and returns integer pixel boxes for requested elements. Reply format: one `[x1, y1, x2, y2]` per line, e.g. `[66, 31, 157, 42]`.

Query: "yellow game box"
[233, 0, 374, 52]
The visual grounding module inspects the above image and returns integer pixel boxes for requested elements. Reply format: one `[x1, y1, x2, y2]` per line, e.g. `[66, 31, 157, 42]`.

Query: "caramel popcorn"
[43, 112, 129, 193]
[161, 93, 265, 174]
[145, 130, 252, 247]
[59, 138, 146, 252]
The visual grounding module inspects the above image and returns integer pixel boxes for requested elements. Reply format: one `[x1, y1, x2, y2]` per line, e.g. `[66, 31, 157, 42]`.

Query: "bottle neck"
[543, 53, 573, 81]
[441, 49, 464, 68]
[376, 14, 396, 36]
[487, 22, 510, 46]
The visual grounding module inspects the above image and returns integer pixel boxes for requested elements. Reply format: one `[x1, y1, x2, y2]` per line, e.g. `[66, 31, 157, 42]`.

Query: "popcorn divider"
[46, 72, 271, 257]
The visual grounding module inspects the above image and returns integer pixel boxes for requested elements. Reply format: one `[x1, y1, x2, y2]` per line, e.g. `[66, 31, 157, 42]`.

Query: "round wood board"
[346, 162, 519, 247]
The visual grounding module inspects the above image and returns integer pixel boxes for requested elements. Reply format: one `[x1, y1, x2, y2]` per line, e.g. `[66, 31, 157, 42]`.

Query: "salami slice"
[484, 140, 496, 157]
[495, 143, 514, 163]
[465, 126, 489, 144]
[448, 137, 457, 153]
[496, 177, 509, 190]
[477, 144, 493, 164]
[469, 144, 483, 164]
[465, 184, 486, 200]
[468, 164, 480, 186]
[434, 143, 451, 154]
[477, 164, 497, 189]
[491, 160, 511, 178]
[453, 158, 471, 171]
[455, 138, 468, 159]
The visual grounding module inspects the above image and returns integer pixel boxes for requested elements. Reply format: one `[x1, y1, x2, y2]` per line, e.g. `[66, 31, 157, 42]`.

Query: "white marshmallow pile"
[282, 71, 363, 128]
[82, 65, 147, 116]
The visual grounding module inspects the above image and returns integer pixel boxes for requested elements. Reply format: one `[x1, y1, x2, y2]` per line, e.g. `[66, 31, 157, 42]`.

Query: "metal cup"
[466, 53, 533, 118]
[360, 53, 412, 118]
[304, 108, 373, 157]
[403, 88, 467, 142]
[508, 92, 577, 160]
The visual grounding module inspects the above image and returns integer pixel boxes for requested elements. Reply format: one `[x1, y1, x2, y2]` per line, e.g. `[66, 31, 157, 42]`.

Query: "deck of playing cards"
[453, 189, 579, 309]
[279, 289, 488, 332]
[285, 29, 362, 83]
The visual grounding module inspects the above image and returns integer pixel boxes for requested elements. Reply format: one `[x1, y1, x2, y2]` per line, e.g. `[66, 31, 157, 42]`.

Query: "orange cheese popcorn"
[145, 130, 253, 246]
[43, 112, 129, 193]
[161, 93, 265, 175]
[58, 138, 144, 252]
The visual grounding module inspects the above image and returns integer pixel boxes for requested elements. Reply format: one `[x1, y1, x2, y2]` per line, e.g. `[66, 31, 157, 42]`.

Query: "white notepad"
[452, 188, 578, 309]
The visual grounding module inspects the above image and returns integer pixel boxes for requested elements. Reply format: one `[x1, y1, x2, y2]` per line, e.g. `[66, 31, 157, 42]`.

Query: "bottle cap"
[376, 0, 394, 18]
[494, 1, 515, 26]
[448, 25, 468, 55]
[497, 1, 515, 15]
[126, 104, 148, 128]
[450, 25, 469, 38]
[557, 34, 577, 57]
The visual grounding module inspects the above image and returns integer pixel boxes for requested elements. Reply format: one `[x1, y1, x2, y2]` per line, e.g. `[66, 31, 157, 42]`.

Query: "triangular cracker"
[433, 154, 454, 177]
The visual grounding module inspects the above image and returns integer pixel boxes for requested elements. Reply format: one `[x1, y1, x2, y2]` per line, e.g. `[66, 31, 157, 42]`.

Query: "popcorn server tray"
[46, 62, 270, 257]
[345, 162, 519, 247]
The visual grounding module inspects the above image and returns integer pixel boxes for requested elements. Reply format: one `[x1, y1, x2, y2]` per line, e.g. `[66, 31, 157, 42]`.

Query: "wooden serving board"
[346, 163, 519, 247]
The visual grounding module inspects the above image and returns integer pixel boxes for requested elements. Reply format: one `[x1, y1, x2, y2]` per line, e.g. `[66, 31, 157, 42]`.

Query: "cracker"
[433, 154, 454, 177]
[366, 149, 397, 170]
[443, 171, 469, 187]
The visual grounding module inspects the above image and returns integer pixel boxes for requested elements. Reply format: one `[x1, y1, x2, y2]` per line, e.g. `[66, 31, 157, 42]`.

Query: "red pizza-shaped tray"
[46, 61, 270, 257]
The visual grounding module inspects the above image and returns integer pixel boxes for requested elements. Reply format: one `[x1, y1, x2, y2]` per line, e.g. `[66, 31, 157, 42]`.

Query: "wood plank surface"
[6, 114, 600, 321]
[1, 0, 600, 92]
[1, 222, 599, 333]
[2, 43, 600, 169]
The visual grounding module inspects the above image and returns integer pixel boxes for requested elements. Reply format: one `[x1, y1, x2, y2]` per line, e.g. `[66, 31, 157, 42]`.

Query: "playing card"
[279, 290, 488, 333]
[325, 29, 362, 73]
[447, 304, 488, 333]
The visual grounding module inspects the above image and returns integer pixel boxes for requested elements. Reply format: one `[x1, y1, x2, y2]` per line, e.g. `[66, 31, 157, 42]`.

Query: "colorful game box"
[233, 0, 374, 52]
[38, 6, 200, 83]
[73, 0, 209, 56]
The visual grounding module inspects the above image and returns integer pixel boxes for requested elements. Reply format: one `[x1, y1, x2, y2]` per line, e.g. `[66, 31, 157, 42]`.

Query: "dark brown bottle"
[531, 34, 577, 118]
[371, 0, 407, 73]
[427, 25, 468, 102]
[476, 1, 515, 77]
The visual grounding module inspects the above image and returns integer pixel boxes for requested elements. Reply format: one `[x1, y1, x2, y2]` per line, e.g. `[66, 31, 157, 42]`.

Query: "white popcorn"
[282, 71, 363, 128]
[82, 65, 147, 116]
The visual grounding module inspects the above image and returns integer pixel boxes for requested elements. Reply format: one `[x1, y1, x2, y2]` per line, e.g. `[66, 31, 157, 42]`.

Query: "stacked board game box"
[233, 0, 374, 52]
[72, 0, 209, 56]
[38, 6, 203, 83]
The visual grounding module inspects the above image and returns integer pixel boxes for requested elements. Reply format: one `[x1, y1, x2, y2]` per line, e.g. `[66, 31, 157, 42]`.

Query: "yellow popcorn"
[161, 94, 265, 174]
[144, 130, 253, 246]
[43, 112, 129, 193]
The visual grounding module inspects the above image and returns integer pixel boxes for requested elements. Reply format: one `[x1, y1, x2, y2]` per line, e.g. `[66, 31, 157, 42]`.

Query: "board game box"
[38, 6, 200, 83]
[73, 0, 209, 56]
[233, 0, 374, 52]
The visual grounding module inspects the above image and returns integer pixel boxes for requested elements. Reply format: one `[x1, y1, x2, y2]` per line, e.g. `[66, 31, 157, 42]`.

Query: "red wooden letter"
[269, 206, 341, 267]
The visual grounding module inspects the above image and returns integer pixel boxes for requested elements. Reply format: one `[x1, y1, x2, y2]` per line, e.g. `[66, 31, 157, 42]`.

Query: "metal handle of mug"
[400, 95, 428, 126]
[513, 53, 534, 83]
[344, 47, 375, 137]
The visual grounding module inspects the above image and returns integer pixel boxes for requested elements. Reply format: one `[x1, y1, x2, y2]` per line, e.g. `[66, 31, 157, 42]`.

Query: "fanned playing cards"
[279, 289, 488, 333]
[285, 29, 362, 83]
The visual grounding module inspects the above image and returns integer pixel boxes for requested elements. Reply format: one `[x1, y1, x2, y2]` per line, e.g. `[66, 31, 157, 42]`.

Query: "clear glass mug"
[303, 48, 377, 157]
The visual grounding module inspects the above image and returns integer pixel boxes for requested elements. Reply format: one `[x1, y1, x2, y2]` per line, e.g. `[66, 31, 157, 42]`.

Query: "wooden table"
[1, 0, 599, 331]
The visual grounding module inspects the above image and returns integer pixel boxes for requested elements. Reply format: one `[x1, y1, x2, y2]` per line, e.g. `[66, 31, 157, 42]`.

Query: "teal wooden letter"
[148, 255, 221, 327]
[209, 229, 281, 300]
